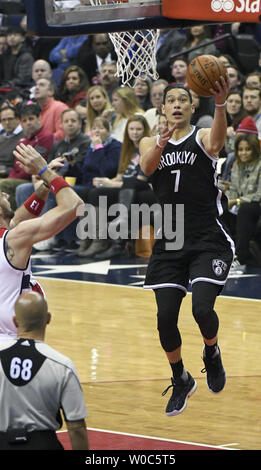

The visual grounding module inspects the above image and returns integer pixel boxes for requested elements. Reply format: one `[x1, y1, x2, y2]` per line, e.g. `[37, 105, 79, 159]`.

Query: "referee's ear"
[46, 312, 51, 325]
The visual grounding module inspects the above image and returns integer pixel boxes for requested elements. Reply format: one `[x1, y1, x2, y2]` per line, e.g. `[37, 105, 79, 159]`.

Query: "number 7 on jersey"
[171, 169, 180, 193]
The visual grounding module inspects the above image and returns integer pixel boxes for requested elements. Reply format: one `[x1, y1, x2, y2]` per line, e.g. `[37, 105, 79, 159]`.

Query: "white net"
[89, 0, 160, 86]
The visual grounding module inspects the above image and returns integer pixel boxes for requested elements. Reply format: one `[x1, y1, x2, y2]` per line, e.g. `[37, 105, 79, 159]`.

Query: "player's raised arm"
[6, 144, 84, 269]
[199, 75, 229, 157]
[11, 156, 66, 227]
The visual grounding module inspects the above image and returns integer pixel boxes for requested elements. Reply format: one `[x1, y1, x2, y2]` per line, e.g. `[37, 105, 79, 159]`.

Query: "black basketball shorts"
[143, 224, 235, 295]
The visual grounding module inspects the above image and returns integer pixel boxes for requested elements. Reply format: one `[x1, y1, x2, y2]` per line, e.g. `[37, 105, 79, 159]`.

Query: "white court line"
[57, 426, 239, 451]
[36, 276, 261, 302]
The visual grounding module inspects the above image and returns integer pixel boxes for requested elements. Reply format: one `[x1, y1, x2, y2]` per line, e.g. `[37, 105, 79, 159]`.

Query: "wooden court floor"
[39, 277, 261, 451]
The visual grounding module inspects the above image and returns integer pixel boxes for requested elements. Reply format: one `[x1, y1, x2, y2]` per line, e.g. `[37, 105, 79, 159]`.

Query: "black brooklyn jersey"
[150, 126, 228, 235]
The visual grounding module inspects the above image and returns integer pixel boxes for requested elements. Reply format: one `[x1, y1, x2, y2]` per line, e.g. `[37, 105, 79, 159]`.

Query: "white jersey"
[0, 338, 88, 432]
[0, 228, 44, 343]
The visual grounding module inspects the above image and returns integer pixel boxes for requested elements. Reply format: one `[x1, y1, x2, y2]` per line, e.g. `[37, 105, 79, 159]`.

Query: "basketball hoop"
[89, 0, 160, 86]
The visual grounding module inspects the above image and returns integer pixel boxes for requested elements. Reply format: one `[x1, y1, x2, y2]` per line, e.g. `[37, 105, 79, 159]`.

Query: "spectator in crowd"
[16, 108, 91, 252]
[133, 76, 152, 111]
[226, 65, 243, 91]
[75, 116, 122, 255]
[34, 77, 68, 141]
[29, 59, 52, 99]
[75, 33, 117, 85]
[19, 14, 59, 62]
[63, 114, 121, 253]
[98, 61, 120, 101]
[225, 89, 247, 155]
[222, 133, 261, 271]
[77, 116, 121, 188]
[169, 57, 188, 86]
[0, 103, 54, 210]
[245, 71, 261, 88]
[242, 85, 261, 139]
[181, 25, 217, 64]
[0, 105, 24, 177]
[189, 90, 214, 128]
[0, 25, 34, 87]
[156, 28, 186, 81]
[218, 54, 237, 68]
[59, 65, 89, 109]
[49, 35, 88, 86]
[143, 79, 168, 133]
[0, 31, 7, 55]
[220, 116, 258, 184]
[81, 114, 155, 259]
[85, 85, 112, 134]
[111, 86, 144, 142]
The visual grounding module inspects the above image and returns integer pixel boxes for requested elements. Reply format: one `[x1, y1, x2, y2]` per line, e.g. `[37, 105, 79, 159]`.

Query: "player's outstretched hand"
[14, 143, 48, 175]
[157, 124, 177, 148]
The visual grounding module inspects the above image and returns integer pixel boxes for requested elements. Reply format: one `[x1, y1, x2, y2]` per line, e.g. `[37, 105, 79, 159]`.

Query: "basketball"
[186, 55, 227, 97]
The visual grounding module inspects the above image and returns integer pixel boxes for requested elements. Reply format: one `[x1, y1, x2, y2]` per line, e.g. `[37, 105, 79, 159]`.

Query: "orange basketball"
[186, 55, 227, 97]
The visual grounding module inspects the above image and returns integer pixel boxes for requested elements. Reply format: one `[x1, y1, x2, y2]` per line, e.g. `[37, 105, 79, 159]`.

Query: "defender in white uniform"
[0, 143, 83, 343]
[0, 228, 40, 341]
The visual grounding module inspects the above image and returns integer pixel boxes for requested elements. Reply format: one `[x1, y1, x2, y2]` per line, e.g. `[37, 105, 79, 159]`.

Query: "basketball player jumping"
[0, 144, 83, 343]
[140, 76, 235, 416]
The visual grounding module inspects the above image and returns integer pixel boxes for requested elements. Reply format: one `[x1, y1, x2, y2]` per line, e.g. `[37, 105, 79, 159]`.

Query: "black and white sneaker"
[201, 347, 226, 393]
[162, 372, 197, 416]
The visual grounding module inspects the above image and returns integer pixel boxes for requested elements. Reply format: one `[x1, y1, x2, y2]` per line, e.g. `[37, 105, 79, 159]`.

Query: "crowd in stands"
[0, 9, 261, 272]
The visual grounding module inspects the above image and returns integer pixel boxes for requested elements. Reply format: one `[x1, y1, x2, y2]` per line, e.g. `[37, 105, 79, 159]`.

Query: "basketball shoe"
[201, 347, 226, 393]
[162, 372, 197, 416]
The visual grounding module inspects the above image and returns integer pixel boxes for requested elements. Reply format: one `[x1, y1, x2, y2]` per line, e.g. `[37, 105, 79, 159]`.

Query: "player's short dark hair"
[163, 84, 193, 104]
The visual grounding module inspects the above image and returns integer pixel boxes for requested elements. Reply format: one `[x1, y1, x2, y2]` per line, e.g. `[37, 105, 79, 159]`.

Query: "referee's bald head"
[14, 291, 50, 333]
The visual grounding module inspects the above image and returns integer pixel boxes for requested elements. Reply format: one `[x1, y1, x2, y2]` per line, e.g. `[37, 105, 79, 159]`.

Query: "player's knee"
[157, 309, 181, 352]
[192, 303, 219, 339]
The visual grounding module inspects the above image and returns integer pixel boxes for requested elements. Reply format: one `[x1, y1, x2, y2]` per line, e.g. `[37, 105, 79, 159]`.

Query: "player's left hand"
[209, 73, 229, 105]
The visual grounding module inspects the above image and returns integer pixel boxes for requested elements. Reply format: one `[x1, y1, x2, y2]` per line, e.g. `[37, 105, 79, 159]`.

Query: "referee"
[0, 291, 89, 450]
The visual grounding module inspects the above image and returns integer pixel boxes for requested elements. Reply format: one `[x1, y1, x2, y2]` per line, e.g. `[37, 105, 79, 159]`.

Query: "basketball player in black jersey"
[140, 77, 234, 416]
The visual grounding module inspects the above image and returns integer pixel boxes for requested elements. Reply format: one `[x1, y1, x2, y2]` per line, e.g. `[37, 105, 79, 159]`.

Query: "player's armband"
[49, 176, 71, 196]
[24, 193, 45, 216]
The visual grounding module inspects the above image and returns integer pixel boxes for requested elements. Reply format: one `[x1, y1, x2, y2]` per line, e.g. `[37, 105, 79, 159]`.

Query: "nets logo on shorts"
[211, 0, 260, 13]
[212, 259, 228, 277]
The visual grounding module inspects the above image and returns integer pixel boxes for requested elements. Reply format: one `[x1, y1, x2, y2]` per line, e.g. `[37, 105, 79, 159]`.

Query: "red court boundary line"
[57, 427, 237, 451]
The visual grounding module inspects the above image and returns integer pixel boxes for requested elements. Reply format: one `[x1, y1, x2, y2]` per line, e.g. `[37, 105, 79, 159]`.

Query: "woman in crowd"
[85, 85, 112, 134]
[225, 89, 247, 154]
[133, 75, 152, 111]
[78, 114, 157, 259]
[59, 65, 89, 109]
[181, 25, 217, 63]
[222, 133, 261, 270]
[110, 86, 144, 142]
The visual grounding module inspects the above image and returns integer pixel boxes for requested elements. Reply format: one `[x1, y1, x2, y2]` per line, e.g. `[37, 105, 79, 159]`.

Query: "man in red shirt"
[0, 103, 54, 210]
[34, 78, 68, 141]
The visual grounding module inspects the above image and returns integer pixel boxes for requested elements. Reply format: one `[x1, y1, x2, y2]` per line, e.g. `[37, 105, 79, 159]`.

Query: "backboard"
[24, 0, 219, 37]
[25, 0, 261, 37]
